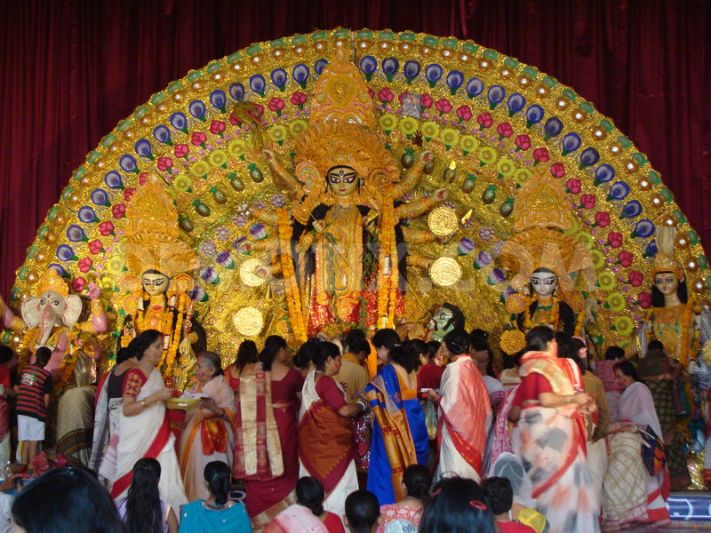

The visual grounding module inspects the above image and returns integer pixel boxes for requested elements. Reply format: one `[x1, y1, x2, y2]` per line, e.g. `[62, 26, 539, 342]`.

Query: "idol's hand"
[178, 336, 192, 358]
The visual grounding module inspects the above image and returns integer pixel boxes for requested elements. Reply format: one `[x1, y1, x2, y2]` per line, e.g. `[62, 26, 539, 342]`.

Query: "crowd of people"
[0, 322, 681, 532]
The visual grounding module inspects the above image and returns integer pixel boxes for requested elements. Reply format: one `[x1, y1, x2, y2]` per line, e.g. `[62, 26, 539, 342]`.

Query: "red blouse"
[512, 373, 552, 409]
[315, 375, 347, 411]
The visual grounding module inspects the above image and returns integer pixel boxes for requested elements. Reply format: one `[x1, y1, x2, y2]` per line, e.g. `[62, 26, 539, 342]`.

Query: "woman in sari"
[601, 361, 670, 531]
[265, 476, 346, 533]
[364, 342, 428, 505]
[179, 352, 235, 501]
[486, 352, 522, 471]
[232, 335, 304, 528]
[111, 329, 188, 514]
[509, 326, 598, 533]
[90, 347, 135, 485]
[224, 340, 258, 392]
[298, 341, 366, 519]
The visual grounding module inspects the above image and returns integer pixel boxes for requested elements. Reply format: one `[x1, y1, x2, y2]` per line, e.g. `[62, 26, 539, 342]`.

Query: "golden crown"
[122, 181, 199, 278]
[294, 48, 399, 192]
[513, 173, 574, 232]
[500, 174, 577, 280]
[36, 268, 69, 298]
[652, 226, 683, 279]
[294, 121, 399, 185]
[308, 47, 377, 130]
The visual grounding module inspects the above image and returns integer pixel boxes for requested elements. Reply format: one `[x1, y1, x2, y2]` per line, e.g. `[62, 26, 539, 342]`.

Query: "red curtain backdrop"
[1, 0, 709, 296]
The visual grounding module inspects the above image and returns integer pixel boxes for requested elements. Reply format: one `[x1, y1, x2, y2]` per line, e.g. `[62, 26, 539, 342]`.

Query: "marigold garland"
[278, 209, 307, 342]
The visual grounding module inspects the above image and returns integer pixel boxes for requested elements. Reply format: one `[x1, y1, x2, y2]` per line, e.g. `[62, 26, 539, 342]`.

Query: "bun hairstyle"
[391, 341, 423, 373]
[259, 335, 287, 371]
[296, 476, 325, 517]
[403, 464, 432, 501]
[204, 461, 232, 506]
[443, 329, 470, 356]
[524, 326, 555, 353]
[371, 328, 401, 352]
[294, 338, 321, 369]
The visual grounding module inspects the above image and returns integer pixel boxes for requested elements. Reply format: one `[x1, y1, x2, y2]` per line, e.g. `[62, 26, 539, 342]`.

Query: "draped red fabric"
[0, 0, 709, 295]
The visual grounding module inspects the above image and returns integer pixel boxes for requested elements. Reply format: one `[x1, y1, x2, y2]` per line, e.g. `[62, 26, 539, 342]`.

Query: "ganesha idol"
[0, 268, 107, 382]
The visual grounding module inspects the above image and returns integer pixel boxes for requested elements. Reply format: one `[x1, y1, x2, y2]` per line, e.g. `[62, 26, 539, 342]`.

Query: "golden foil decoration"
[239, 258, 268, 287]
[429, 257, 462, 287]
[232, 307, 264, 336]
[427, 206, 459, 237]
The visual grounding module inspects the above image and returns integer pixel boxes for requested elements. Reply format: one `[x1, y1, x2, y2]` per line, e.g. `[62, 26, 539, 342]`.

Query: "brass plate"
[429, 257, 462, 287]
[240, 258, 267, 287]
[232, 306, 264, 336]
[427, 206, 459, 237]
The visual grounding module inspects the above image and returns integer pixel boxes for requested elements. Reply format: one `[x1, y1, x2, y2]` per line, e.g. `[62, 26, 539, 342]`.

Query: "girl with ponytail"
[179, 460, 252, 532]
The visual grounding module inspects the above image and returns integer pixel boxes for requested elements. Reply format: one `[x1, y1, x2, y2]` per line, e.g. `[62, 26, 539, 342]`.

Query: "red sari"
[232, 364, 303, 527]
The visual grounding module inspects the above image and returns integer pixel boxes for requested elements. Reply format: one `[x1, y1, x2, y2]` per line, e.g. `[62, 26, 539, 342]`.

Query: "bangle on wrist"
[141, 399, 148, 408]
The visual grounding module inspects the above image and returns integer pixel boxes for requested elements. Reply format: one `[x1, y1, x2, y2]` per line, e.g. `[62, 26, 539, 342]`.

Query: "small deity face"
[142, 271, 170, 297]
[654, 272, 680, 296]
[428, 306, 455, 342]
[531, 270, 558, 298]
[327, 166, 359, 197]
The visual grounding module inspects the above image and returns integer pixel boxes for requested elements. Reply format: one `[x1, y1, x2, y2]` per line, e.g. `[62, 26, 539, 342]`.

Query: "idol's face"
[142, 271, 169, 296]
[654, 272, 679, 296]
[531, 271, 558, 298]
[430, 307, 454, 332]
[327, 166, 358, 197]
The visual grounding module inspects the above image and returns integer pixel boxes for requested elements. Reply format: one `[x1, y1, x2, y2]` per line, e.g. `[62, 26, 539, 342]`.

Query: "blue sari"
[364, 364, 428, 505]
[179, 500, 252, 533]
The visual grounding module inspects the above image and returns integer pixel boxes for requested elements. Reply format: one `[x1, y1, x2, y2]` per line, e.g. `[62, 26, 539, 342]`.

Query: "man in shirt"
[335, 329, 370, 402]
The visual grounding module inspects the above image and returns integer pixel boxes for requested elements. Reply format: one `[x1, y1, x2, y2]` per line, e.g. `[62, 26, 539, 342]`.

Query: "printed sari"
[265, 504, 345, 533]
[602, 381, 670, 531]
[364, 364, 428, 504]
[298, 371, 357, 519]
[178, 375, 235, 501]
[514, 351, 599, 533]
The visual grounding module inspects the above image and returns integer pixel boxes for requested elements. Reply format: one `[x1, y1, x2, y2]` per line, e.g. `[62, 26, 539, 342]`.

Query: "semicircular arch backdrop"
[6, 28, 709, 356]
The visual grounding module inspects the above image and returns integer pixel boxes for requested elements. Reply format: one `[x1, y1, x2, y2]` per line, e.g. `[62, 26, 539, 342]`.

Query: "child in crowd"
[345, 490, 380, 533]
[15, 347, 52, 466]
[482, 477, 536, 533]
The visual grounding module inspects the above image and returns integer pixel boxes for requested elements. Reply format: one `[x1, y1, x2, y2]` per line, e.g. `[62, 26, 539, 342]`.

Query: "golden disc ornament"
[429, 257, 462, 287]
[239, 258, 268, 287]
[232, 307, 264, 336]
[427, 207, 459, 237]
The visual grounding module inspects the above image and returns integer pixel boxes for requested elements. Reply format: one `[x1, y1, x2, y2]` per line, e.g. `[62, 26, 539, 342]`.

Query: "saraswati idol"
[498, 173, 589, 354]
[252, 50, 447, 339]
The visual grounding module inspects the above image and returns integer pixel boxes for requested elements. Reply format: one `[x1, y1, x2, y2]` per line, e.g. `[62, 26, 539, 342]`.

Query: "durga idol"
[254, 50, 447, 339]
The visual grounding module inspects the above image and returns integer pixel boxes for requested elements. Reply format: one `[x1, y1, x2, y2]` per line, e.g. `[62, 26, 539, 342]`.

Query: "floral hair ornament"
[469, 500, 488, 511]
